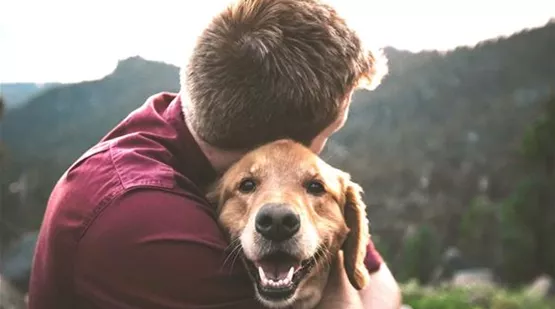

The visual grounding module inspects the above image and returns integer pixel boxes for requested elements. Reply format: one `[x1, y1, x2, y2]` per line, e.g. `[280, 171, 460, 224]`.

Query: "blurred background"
[1, 0, 555, 308]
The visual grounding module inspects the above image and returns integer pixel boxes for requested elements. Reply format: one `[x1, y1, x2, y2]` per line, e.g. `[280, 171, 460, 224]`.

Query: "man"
[28, 0, 401, 308]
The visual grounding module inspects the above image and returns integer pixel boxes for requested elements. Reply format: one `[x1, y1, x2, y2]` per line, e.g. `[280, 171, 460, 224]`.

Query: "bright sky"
[1, 0, 554, 83]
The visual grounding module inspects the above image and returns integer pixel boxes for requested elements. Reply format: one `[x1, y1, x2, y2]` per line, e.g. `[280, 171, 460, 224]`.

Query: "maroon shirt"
[28, 92, 383, 309]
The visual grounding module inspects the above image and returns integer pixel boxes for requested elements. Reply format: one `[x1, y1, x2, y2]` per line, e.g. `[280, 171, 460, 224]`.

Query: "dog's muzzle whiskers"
[222, 238, 244, 274]
[312, 244, 333, 272]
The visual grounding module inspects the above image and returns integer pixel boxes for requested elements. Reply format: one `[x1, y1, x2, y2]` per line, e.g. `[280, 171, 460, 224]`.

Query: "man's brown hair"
[182, 0, 386, 150]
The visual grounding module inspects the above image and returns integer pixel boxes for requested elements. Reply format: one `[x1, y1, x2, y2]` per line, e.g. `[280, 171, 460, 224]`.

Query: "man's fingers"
[330, 250, 344, 271]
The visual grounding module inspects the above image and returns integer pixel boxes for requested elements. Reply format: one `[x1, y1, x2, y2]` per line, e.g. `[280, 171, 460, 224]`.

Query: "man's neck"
[181, 97, 247, 174]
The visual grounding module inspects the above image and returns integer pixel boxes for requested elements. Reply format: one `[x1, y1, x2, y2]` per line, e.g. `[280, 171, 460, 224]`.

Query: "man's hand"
[315, 251, 364, 309]
[315, 251, 402, 309]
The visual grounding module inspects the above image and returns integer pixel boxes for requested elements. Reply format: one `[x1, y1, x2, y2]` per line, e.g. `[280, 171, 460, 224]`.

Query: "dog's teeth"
[258, 267, 295, 288]
[258, 266, 268, 282]
[286, 266, 294, 282]
[261, 274, 269, 286]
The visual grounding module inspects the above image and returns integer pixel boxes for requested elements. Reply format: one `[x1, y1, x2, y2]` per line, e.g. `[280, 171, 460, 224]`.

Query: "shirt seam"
[109, 141, 126, 189]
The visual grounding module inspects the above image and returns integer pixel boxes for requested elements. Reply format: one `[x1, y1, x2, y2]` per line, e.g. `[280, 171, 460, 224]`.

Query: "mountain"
[325, 22, 555, 231]
[1, 56, 180, 230]
[0, 83, 60, 109]
[3, 56, 179, 163]
[1, 21, 555, 287]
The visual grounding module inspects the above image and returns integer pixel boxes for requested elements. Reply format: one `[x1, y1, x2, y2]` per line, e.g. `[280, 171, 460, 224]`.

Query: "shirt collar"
[163, 93, 218, 190]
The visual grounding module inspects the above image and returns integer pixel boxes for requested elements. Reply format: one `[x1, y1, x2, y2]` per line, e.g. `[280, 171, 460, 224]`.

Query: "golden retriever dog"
[208, 139, 371, 308]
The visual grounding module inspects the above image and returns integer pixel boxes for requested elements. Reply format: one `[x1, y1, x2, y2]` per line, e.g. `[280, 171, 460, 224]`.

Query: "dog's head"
[209, 139, 370, 308]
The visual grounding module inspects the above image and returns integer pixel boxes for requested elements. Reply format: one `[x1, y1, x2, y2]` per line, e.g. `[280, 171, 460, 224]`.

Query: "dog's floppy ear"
[205, 181, 219, 204]
[342, 178, 371, 290]
[205, 180, 227, 213]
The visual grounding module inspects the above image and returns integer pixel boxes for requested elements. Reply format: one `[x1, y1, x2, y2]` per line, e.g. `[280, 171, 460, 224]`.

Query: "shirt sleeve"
[364, 240, 384, 274]
[74, 189, 264, 309]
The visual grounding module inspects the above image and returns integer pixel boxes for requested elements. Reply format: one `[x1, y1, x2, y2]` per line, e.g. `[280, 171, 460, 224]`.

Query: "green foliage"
[495, 97, 555, 285]
[0, 95, 5, 165]
[499, 177, 555, 284]
[521, 97, 555, 165]
[0, 95, 4, 119]
[371, 234, 395, 264]
[458, 195, 499, 266]
[398, 224, 441, 284]
[0, 96, 4, 164]
[401, 281, 555, 309]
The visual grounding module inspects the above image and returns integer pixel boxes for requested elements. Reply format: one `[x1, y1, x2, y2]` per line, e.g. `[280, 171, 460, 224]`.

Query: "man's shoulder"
[59, 132, 200, 199]
[74, 188, 232, 291]
[73, 189, 258, 308]
[92, 188, 222, 247]
[48, 135, 206, 234]
[54, 90, 214, 210]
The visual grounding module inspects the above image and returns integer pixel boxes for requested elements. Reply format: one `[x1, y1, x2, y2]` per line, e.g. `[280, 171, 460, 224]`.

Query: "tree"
[0, 95, 4, 119]
[1, 95, 5, 260]
[458, 195, 499, 267]
[499, 96, 555, 285]
[0, 95, 4, 161]
[521, 96, 555, 176]
[397, 224, 442, 284]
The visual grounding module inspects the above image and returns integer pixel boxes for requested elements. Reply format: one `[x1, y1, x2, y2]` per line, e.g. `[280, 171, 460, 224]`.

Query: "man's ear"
[342, 179, 371, 290]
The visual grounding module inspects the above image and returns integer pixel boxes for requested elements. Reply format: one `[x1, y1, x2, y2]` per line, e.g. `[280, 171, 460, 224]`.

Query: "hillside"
[1, 21, 555, 288]
[325, 22, 555, 242]
[1, 56, 180, 230]
[3, 56, 179, 158]
[0, 83, 60, 109]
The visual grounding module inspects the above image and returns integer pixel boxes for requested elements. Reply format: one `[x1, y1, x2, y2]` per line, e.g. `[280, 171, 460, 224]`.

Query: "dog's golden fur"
[209, 139, 370, 308]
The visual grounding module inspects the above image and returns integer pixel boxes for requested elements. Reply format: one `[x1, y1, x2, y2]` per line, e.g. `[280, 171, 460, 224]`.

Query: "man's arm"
[360, 241, 402, 308]
[316, 243, 402, 309]
[359, 263, 402, 309]
[73, 189, 263, 309]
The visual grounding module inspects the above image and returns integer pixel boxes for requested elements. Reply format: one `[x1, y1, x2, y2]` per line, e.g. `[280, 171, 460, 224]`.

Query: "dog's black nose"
[255, 203, 300, 242]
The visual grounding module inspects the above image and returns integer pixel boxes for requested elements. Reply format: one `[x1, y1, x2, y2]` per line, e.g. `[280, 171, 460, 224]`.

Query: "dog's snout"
[255, 203, 300, 241]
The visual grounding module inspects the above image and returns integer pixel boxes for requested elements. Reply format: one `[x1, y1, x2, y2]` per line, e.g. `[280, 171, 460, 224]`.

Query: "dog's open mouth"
[244, 251, 319, 301]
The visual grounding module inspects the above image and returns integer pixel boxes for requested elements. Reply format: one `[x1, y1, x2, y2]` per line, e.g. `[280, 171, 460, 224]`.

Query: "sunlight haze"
[1, 0, 554, 83]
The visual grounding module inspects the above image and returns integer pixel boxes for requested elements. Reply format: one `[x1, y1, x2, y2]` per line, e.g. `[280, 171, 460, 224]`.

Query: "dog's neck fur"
[292, 268, 330, 309]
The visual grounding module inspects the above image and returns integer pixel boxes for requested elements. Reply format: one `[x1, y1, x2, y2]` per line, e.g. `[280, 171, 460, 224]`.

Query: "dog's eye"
[306, 180, 326, 196]
[238, 178, 257, 193]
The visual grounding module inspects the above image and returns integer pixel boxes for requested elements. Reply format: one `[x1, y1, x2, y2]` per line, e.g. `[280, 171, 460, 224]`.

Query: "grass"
[401, 280, 555, 309]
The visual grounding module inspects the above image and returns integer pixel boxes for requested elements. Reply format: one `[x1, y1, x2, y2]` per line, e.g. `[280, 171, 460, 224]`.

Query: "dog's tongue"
[255, 255, 301, 280]
[256, 261, 293, 280]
